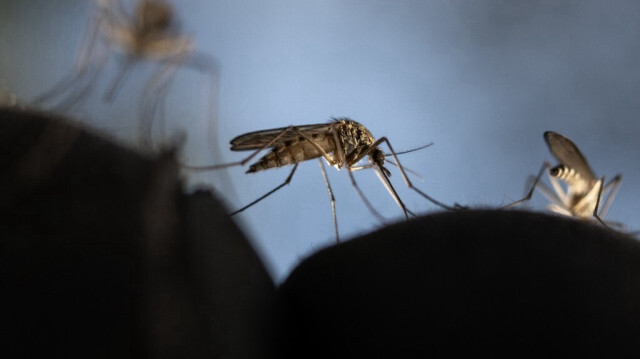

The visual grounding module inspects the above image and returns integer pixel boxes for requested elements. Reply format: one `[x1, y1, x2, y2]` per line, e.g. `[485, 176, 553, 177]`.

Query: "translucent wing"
[544, 131, 595, 182]
[230, 123, 336, 151]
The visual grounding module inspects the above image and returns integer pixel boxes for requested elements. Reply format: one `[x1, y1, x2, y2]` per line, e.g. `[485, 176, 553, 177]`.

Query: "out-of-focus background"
[2, 0, 639, 282]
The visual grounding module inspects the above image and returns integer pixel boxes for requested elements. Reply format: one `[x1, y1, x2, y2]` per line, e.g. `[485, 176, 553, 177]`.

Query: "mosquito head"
[369, 148, 391, 177]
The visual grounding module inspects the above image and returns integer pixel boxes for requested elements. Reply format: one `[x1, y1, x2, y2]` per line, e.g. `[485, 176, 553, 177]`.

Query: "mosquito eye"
[549, 165, 562, 177]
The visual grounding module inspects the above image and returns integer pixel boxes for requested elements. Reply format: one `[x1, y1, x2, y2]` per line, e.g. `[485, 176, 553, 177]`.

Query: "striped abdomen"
[550, 164, 593, 195]
[247, 136, 336, 173]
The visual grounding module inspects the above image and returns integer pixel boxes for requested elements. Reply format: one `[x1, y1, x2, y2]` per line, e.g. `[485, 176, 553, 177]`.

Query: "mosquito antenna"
[384, 142, 433, 157]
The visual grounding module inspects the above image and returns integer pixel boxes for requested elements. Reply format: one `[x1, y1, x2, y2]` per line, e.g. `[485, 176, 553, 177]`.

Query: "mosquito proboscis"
[185, 118, 459, 242]
[503, 131, 622, 229]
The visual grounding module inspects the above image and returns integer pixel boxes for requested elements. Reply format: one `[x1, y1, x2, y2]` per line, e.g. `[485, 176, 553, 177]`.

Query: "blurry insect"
[186, 118, 459, 242]
[32, 0, 217, 146]
[504, 131, 622, 228]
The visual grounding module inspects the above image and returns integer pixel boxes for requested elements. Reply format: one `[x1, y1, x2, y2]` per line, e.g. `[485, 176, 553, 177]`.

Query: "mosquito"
[32, 0, 218, 147]
[185, 118, 459, 242]
[504, 131, 622, 228]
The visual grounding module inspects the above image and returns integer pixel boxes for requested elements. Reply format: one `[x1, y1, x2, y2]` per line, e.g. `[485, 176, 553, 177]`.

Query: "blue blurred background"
[2, 0, 639, 282]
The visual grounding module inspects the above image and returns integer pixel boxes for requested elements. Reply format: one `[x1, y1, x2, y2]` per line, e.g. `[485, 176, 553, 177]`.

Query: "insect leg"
[31, 70, 92, 108]
[51, 67, 105, 113]
[230, 163, 299, 216]
[597, 174, 622, 218]
[591, 177, 611, 228]
[102, 56, 136, 102]
[502, 162, 550, 209]
[318, 159, 339, 242]
[31, 6, 106, 108]
[535, 175, 566, 208]
[183, 52, 220, 162]
[138, 60, 181, 147]
[369, 137, 459, 211]
[345, 168, 387, 223]
[95, 0, 132, 32]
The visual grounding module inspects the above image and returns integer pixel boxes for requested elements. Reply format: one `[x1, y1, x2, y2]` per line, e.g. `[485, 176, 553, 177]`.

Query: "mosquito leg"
[178, 52, 240, 205]
[318, 159, 339, 242]
[534, 175, 566, 208]
[32, 42, 101, 109]
[109, 0, 132, 24]
[33, 6, 101, 105]
[592, 176, 612, 229]
[51, 67, 104, 113]
[31, 70, 87, 107]
[139, 60, 180, 147]
[185, 52, 221, 160]
[502, 162, 550, 209]
[345, 168, 387, 223]
[598, 174, 622, 218]
[368, 137, 459, 211]
[102, 56, 136, 102]
[230, 163, 299, 216]
[75, 5, 109, 74]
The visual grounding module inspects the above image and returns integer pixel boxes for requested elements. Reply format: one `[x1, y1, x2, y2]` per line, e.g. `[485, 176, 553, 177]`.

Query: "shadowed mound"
[277, 210, 640, 357]
[0, 107, 275, 359]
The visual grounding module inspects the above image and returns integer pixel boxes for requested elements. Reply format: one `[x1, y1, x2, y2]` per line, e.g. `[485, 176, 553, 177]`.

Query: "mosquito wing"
[230, 123, 336, 151]
[544, 131, 596, 182]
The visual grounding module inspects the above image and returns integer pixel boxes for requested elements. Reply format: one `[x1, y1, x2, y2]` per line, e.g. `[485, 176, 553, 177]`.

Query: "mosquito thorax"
[335, 118, 376, 165]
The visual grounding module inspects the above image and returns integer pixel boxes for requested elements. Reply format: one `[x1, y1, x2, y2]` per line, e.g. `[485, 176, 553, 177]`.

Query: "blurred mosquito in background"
[504, 131, 622, 229]
[185, 118, 460, 242]
[32, 0, 218, 147]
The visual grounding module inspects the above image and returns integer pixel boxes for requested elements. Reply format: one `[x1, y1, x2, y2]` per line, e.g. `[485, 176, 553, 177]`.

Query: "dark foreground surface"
[3, 107, 640, 358]
[277, 210, 640, 357]
[0, 107, 275, 358]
